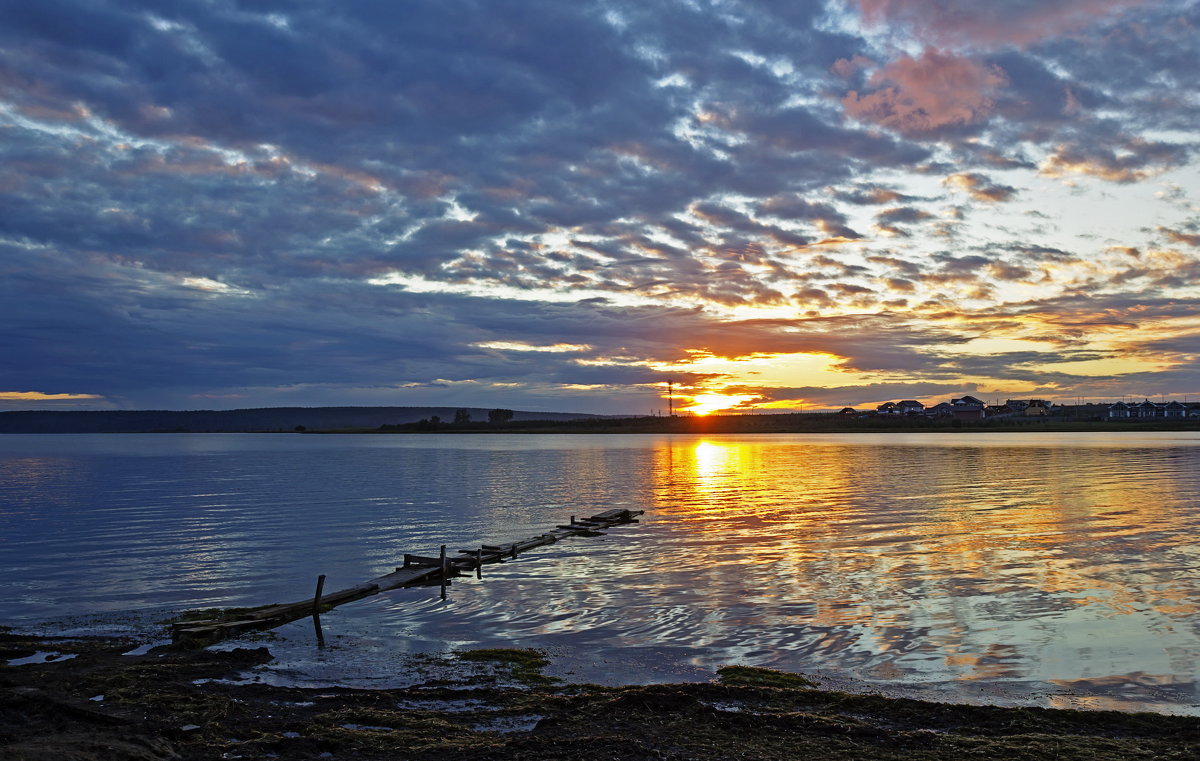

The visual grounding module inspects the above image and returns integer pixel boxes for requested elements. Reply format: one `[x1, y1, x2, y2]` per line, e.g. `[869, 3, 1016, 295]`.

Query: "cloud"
[841, 48, 1008, 136]
[1039, 137, 1192, 183]
[732, 382, 977, 409]
[1, 0, 1199, 412]
[0, 391, 107, 410]
[943, 172, 1017, 202]
[833, 184, 914, 205]
[851, 0, 1154, 50]
[1160, 227, 1200, 247]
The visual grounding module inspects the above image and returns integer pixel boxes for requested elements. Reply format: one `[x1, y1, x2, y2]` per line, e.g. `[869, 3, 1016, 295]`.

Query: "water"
[2, 432, 1199, 714]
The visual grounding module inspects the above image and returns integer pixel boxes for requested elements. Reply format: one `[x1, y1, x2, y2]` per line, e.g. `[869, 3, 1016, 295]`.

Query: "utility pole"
[668, 380, 674, 417]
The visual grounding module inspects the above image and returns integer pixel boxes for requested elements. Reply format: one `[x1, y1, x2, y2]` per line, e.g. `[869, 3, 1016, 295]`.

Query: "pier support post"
[313, 574, 326, 615]
[312, 574, 327, 648]
[439, 545, 448, 601]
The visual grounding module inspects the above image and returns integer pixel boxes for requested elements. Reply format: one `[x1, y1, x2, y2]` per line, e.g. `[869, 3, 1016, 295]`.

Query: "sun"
[687, 393, 756, 416]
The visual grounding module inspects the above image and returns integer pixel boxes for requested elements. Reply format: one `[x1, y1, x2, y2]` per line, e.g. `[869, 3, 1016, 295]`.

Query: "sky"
[2, 0, 1199, 415]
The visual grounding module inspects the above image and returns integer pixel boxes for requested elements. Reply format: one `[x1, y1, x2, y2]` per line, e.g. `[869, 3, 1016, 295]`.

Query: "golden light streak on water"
[643, 434, 1200, 711]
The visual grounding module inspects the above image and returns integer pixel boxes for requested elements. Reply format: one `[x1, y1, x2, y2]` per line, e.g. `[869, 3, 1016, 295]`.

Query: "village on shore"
[839, 395, 1200, 422]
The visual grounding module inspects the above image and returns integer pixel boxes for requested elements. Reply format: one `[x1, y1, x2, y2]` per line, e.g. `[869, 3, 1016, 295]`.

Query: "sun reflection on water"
[644, 435, 1200, 707]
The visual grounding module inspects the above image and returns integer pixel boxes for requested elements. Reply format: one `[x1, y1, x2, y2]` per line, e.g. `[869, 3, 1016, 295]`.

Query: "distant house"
[838, 407, 857, 415]
[986, 404, 1015, 418]
[947, 395, 986, 420]
[927, 402, 955, 418]
[1025, 399, 1052, 416]
[895, 400, 925, 415]
[1106, 399, 1199, 419]
[1007, 399, 1052, 416]
[1135, 399, 1160, 418]
[1127, 399, 1191, 418]
[876, 401, 898, 415]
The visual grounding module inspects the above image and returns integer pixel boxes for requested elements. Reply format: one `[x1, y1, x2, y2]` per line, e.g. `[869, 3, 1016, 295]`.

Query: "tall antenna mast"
[668, 379, 674, 417]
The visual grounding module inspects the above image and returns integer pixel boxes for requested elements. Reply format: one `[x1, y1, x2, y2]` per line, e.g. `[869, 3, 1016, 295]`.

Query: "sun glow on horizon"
[686, 392, 757, 415]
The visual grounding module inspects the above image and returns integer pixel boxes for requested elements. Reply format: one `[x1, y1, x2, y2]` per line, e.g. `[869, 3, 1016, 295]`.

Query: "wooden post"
[313, 574, 326, 615]
[476, 548, 483, 579]
[439, 545, 448, 601]
[313, 613, 326, 649]
[312, 574, 327, 649]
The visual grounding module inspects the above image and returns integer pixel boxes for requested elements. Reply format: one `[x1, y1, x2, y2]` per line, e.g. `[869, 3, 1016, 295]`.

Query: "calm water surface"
[2, 432, 1198, 714]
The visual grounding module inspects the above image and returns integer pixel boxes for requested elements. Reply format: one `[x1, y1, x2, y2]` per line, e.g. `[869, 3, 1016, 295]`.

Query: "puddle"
[122, 640, 171, 656]
[7, 651, 79, 666]
[395, 697, 490, 713]
[192, 674, 259, 686]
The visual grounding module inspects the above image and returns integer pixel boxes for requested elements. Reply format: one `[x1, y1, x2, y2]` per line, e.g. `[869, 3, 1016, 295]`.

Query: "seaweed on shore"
[455, 648, 559, 687]
[2, 631, 1198, 761]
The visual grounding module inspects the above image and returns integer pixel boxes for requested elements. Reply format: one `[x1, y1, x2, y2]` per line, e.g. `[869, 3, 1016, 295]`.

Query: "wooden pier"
[171, 508, 643, 647]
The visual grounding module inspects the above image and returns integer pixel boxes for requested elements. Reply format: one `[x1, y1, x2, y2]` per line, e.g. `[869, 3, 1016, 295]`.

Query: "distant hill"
[0, 406, 603, 433]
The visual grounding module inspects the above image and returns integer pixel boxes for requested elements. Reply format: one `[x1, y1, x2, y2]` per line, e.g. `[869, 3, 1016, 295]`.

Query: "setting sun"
[686, 393, 756, 416]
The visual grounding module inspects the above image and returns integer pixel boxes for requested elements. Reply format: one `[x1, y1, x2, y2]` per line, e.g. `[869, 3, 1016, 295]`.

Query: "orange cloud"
[0, 391, 102, 401]
[1039, 139, 1189, 183]
[1160, 227, 1200, 247]
[944, 172, 1017, 202]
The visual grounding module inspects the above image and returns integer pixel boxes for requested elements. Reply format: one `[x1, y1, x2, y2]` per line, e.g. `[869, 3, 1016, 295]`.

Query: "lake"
[2, 432, 1198, 714]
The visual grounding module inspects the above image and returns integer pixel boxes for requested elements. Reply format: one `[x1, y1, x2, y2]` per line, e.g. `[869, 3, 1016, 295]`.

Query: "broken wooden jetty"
[171, 508, 643, 647]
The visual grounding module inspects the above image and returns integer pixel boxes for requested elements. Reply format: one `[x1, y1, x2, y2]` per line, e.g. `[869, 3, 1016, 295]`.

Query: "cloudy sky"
[3, 0, 1199, 415]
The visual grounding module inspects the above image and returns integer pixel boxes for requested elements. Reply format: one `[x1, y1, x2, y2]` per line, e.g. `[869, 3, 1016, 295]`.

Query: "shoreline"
[4, 631, 1198, 760]
[6, 407, 1200, 436]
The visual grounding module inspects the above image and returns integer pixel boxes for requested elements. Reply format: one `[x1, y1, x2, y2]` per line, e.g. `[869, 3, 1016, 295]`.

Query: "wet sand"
[3, 631, 1198, 761]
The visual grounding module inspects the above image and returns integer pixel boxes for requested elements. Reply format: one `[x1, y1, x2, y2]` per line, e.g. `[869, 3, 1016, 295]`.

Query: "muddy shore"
[3, 631, 1198, 761]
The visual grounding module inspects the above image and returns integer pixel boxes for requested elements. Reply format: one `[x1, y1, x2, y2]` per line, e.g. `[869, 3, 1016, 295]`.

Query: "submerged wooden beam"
[171, 507, 644, 647]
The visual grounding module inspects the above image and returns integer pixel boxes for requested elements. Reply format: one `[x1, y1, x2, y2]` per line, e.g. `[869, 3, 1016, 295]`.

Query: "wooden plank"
[403, 554, 444, 568]
[371, 567, 442, 590]
[590, 509, 631, 521]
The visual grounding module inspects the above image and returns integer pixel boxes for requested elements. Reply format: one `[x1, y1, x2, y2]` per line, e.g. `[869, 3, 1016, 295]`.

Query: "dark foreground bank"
[2, 631, 1197, 761]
